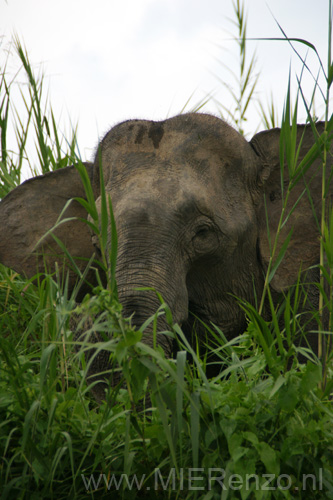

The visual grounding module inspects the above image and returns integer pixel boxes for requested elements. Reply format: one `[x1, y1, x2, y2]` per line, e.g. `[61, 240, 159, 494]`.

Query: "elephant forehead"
[106, 164, 253, 233]
[103, 147, 246, 195]
[109, 165, 213, 208]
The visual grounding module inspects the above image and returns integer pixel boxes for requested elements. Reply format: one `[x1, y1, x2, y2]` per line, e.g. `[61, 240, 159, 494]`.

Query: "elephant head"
[0, 113, 331, 400]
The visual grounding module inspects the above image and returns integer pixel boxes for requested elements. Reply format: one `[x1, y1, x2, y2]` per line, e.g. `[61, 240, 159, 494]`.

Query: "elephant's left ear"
[0, 163, 97, 292]
[250, 122, 332, 291]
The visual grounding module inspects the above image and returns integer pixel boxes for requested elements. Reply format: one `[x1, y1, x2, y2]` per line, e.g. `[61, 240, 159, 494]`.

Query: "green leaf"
[74, 162, 98, 221]
[22, 400, 40, 450]
[176, 350, 186, 435]
[270, 374, 286, 398]
[268, 229, 293, 284]
[130, 357, 150, 401]
[256, 442, 280, 476]
[228, 433, 243, 456]
[108, 195, 118, 296]
[242, 431, 259, 445]
[99, 157, 108, 254]
[190, 391, 200, 469]
[278, 380, 299, 412]
[300, 362, 322, 394]
[40, 343, 56, 390]
[328, 61, 333, 87]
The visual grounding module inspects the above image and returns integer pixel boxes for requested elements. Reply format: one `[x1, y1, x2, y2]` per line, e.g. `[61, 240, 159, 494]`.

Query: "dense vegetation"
[1, 1, 333, 498]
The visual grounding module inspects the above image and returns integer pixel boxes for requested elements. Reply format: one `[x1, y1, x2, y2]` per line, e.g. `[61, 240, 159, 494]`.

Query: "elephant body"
[0, 113, 331, 400]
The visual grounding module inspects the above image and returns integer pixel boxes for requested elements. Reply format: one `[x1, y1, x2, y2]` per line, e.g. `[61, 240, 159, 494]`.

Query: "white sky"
[1, 0, 331, 175]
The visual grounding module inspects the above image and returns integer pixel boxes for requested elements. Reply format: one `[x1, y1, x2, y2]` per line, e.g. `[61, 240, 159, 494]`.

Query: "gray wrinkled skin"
[0, 113, 331, 401]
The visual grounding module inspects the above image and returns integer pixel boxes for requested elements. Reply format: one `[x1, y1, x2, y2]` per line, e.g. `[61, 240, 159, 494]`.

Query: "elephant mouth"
[120, 292, 172, 330]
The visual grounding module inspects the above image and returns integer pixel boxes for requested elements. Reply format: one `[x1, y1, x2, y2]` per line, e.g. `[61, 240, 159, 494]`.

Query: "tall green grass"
[0, 39, 78, 198]
[215, 0, 259, 134]
[0, 2, 333, 499]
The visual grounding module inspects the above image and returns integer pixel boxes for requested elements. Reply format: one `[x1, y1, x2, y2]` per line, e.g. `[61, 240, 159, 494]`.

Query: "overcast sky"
[1, 0, 331, 175]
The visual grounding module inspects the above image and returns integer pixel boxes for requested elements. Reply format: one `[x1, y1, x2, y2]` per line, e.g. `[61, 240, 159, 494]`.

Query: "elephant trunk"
[113, 213, 189, 352]
[116, 265, 188, 357]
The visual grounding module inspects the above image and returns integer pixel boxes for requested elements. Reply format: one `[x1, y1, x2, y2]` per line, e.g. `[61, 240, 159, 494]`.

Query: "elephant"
[0, 113, 331, 401]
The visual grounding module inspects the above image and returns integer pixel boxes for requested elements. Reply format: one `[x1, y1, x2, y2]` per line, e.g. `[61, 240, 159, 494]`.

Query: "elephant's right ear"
[250, 122, 331, 291]
[0, 163, 98, 292]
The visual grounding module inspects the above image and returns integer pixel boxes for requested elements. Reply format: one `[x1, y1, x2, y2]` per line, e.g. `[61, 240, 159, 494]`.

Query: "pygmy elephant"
[0, 113, 331, 400]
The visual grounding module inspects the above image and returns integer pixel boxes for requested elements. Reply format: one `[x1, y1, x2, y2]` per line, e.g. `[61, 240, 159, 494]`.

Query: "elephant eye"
[192, 223, 219, 255]
[195, 226, 211, 238]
